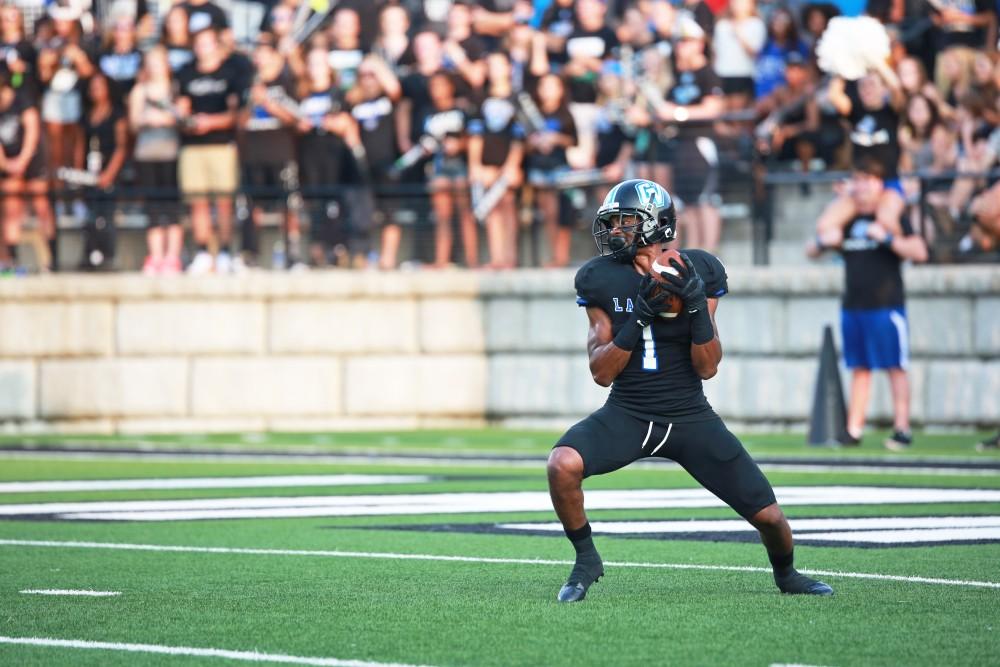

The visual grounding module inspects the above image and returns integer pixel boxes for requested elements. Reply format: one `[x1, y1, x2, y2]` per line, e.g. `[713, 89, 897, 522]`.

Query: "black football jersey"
[574, 249, 729, 422]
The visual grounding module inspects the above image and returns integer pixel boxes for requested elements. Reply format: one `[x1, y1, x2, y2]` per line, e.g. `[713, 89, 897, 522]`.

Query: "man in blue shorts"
[808, 161, 929, 450]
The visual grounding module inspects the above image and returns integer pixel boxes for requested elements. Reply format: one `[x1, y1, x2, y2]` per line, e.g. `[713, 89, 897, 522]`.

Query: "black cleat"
[775, 570, 834, 596]
[557, 553, 604, 603]
[884, 430, 913, 452]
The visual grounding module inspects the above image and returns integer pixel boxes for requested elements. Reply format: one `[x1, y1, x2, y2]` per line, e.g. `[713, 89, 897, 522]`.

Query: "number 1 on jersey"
[642, 326, 657, 371]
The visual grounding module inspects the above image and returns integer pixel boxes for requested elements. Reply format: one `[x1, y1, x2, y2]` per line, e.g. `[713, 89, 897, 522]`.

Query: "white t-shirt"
[712, 17, 767, 79]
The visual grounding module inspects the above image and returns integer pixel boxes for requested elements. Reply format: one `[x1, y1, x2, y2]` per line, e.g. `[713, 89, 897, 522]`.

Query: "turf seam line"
[0, 636, 434, 667]
[1, 539, 998, 590]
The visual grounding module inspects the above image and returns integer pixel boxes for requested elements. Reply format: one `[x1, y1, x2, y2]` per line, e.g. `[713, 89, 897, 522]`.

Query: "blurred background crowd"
[0, 0, 998, 274]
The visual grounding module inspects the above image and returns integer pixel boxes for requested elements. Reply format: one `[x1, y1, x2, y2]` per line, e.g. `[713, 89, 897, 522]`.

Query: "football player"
[547, 178, 834, 602]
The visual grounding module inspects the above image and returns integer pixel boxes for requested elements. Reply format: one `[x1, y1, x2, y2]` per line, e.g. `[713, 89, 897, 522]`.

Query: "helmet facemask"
[593, 208, 675, 262]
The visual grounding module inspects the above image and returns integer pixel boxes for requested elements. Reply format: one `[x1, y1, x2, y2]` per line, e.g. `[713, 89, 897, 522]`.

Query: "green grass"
[1, 430, 999, 666]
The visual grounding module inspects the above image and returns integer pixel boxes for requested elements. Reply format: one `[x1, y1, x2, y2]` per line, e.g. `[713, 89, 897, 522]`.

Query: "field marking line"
[19, 589, 120, 597]
[0, 475, 434, 494]
[1, 538, 998, 590]
[0, 636, 434, 667]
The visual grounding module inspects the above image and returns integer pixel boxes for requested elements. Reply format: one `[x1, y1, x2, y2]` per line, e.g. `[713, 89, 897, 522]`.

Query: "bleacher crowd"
[0, 0, 997, 274]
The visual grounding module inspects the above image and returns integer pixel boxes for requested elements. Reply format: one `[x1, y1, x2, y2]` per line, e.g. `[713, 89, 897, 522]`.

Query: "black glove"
[662, 254, 714, 345]
[613, 274, 672, 351]
[634, 273, 673, 327]
[661, 254, 707, 314]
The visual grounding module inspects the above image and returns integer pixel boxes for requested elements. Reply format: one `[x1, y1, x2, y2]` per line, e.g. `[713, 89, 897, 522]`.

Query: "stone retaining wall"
[0, 266, 996, 433]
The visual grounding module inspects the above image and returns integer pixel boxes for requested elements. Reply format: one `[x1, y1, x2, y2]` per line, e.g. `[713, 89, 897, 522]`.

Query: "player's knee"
[750, 503, 786, 530]
[547, 447, 584, 485]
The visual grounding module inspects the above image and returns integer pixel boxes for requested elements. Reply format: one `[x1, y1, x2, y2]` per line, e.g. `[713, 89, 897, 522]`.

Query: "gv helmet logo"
[635, 181, 665, 208]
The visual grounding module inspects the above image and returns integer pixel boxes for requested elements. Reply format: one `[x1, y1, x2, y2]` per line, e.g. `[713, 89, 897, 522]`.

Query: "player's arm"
[585, 276, 671, 387]
[586, 307, 633, 387]
[689, 299, 722, 380]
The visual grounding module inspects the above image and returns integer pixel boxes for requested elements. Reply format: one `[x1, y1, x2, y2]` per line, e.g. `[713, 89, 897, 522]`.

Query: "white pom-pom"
[816, 16, 890, 80]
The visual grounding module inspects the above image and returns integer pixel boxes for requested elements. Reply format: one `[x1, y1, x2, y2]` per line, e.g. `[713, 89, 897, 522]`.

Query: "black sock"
[566, 522, 596, 556]
[768, 549, 795, 577]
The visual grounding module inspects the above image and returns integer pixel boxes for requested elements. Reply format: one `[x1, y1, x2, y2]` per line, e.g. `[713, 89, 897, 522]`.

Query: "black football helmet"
[592, 179, 677, 262]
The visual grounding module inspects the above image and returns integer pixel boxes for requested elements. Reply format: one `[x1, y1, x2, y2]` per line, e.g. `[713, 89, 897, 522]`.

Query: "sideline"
[1, 538, 998, 590]
[0, 636, 434, 667]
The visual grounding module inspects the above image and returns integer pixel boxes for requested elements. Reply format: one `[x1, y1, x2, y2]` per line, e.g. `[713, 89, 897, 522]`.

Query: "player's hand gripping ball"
[647, 248, 685, 319]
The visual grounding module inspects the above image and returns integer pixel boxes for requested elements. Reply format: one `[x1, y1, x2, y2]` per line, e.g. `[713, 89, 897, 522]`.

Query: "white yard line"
[19, 589, 120, 597]
[1, 538, 997, 590]
[2, 486, 999, 522]
[0, 636, 434, 667]
[0, 475, 433, 494]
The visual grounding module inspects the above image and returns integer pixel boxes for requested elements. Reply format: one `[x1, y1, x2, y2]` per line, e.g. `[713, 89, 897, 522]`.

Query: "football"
[649, 248, 684, 318]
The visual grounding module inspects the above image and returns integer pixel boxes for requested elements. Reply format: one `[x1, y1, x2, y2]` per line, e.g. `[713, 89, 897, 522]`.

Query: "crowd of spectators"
[0, 0, 997, 274]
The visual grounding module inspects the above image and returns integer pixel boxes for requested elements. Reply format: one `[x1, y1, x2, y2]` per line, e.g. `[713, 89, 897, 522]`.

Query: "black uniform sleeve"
[685, 249, 729, 298]
[574, 258, 603, 308]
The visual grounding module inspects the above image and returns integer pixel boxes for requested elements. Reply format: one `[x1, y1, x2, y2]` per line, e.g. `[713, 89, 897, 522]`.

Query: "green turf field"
[1, 430, 998, 666]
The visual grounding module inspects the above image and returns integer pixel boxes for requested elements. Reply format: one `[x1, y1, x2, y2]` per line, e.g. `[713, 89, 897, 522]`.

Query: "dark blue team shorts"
[840, 306, 909, 370]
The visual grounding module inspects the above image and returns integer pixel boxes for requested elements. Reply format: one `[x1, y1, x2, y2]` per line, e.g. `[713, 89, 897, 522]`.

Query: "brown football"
[648, 248, 684, 319]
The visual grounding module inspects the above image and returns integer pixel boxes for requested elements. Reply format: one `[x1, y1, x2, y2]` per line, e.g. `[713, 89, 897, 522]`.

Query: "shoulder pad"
[574, 255, 609, 307]
[685, 249, 729, 298]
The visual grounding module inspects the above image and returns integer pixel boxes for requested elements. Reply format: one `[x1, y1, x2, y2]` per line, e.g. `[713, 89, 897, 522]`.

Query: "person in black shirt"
[161, 5, 194, 74]
[525, 73, 577, 268]
[327, 7, 365, 93]
[397, 30, 444, 181]
[654, 17, 725, 252]
[239, 33, 302, 269]
[807, 161, 928, 450]
[561, 0, 617, 105]
[819, 62, 907, 258]
[421, 72, 476, 268]
[443, 2, 487, 102]
[0, 70, 53, 272]
[261, 2, 305, 82]
[80, 73, 128, 270]
[371, 4, 414, 76]
[97, 13, 143, 110]
[297, 47, 353, 267]
[594, 66, 635, 184]
[348, 55, 403, 269]
[549, 178, 833, 602]
[0, 5, 39, 102]
[176, 27, 244, 274]
[468, 52, 524, 269]
[539, 0, 576, 67]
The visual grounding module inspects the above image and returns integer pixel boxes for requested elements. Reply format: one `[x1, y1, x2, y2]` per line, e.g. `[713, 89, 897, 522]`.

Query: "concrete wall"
[0, 266, 996, 433]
